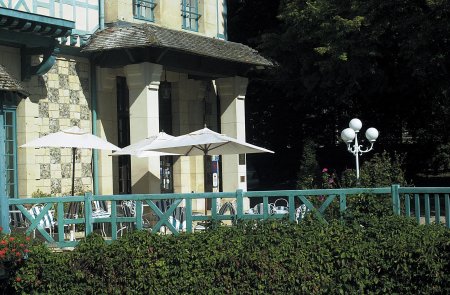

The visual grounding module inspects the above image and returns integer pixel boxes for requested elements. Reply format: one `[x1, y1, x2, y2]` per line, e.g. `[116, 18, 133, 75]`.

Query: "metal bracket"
[21, 43, 60, 81]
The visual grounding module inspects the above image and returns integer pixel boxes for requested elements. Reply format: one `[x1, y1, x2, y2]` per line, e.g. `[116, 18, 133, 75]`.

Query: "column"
[96, 67, 117, 195]
[124, 62, 162, 193]
[215, 76, 248, 193]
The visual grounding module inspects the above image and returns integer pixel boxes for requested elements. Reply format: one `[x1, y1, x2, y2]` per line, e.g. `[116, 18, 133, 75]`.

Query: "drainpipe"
[89, 0, 104, 196]
[90, 62, 99, 196]
[99, 0, 105, 30]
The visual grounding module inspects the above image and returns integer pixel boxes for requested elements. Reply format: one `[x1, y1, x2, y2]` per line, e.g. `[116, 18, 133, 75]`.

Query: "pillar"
[215, 76, 248, 193]
[124, 62, 162, 193]
[96, 67, 117, 195]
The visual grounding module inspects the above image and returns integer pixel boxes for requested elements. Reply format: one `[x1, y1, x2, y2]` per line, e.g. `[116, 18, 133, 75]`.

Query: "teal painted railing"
[4, 185, 450, 248]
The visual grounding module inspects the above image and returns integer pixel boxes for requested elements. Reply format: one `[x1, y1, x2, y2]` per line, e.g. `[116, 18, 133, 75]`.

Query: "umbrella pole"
[72, 147, 76, 196]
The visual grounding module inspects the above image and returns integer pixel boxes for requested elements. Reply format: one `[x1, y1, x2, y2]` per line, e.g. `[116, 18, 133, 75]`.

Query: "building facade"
[0, 0, 271, 212]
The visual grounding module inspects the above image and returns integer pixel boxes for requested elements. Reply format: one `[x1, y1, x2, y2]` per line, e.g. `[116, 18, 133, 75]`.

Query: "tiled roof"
[82, 23, 273, 67]
[0, 65, 29, 97]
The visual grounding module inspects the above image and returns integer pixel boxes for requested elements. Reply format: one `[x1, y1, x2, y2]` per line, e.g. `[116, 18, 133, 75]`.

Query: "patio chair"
[116, 200, 152, 236]
[29, 204, 56, 238]
[253, 202, 275, 215]
[295, 204, 309, 222]
[9, 206, 29, 230]
[218, 202, 236, 216]
[273, 198, 289, 214]
[91, 200, 110, 237]
[155, 200, 186, 233]
[168, 207, 186, 232]
[64, 202, 81, 241]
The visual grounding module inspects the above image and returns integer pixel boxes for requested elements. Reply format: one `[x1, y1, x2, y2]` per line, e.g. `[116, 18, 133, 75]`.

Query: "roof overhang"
[82, 22, 273, 78]
[0, 64, 29, 98]
[0, 7, 74, 40]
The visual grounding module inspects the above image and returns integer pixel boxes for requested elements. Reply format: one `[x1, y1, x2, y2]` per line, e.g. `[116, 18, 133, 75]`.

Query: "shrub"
[8, 216, 450, 294]
[0, 228, 33, 294]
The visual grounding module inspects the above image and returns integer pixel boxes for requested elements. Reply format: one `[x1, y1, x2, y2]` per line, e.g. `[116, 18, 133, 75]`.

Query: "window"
[4, 108, 17, 198]
[216, 0, 227, 39]
[0, 102, 18, 199]
[133, 0, 157, 22]
[159, 78, 174, 193]
[116, 77, 132, 194]
[181, 0, 201, 32]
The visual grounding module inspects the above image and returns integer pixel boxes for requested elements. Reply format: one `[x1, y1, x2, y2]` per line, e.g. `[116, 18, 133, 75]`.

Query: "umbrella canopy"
[111, 132, 179, 157]
[21, 126, 120, 150]
[21, 126, 120, 195]
[145, 127, 274, 156]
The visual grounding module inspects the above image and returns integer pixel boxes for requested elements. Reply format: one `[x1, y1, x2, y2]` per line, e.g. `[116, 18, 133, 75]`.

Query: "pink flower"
[322, 168, 328, 173]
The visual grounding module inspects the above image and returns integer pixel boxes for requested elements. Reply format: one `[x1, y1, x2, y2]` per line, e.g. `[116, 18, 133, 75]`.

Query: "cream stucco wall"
[105, 0, 225, 38]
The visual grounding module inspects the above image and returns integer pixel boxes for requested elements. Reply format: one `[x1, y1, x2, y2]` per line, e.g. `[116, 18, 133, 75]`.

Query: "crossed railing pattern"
[4, 185, 450, 248]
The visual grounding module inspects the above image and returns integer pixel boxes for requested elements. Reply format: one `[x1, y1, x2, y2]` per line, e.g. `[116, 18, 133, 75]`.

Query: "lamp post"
[340, 118, 379, 180]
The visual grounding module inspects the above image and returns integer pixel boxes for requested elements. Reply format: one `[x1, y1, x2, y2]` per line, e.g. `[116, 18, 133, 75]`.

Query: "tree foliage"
[229, 0, 450, 187]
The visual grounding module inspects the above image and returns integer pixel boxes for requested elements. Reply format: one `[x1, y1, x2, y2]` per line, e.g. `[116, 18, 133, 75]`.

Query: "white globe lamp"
[365, 128, 379, 142]
[341, 119, 379, 181]
[349, 118, 362, 132]
[341, 128, 356, 143]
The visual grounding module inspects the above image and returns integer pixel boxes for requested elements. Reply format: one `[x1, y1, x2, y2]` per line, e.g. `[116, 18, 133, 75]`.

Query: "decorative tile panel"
[33, 57, 93, 195]
[40, 164, 50, 179]
[51, 178, 61, 195]
[61, 163, 72, 179]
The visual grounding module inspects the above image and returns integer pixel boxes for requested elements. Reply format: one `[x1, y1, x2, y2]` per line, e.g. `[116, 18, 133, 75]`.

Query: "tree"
[228, 0, 450, 187]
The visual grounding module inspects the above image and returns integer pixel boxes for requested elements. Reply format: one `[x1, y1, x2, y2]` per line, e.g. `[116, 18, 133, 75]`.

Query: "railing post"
[391, 184, 400, 215]
[0, 194, 9, 234]
[339, 193, 347, 214]
[236, 189, 244, 219]
[186, 198, 193, 233]
[84, 192, 93, 236]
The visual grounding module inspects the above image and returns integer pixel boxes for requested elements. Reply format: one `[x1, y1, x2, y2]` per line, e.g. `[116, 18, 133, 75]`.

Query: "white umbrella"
[146, 127, 274, 156]
[110, 131, 179, 157]
[143, 127, 273, 213]
[21, 126, 121, 195]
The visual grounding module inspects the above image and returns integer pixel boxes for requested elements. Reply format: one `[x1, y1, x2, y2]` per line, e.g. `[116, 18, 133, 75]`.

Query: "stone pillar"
[96, 67, 117, 195]
[124, 63, 162, 193]
[216, 76, 248, 194]
[172, 78, 200, 190]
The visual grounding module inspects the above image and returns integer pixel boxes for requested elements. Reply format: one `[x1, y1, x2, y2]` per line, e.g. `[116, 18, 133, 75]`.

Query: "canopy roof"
[82, 22, 273, 76]
[0, 64, 29, 98]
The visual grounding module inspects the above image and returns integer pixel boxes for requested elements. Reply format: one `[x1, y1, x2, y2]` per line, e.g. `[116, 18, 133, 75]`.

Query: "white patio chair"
[64, 202, 81, 241]
[29, 205, 56, 238]
[9, 208, 29, 229]
[295, 204, 309, 222]
[273, 198, 289, 214]
[91, 200, 110, 237]
[253, 202, 275, 215]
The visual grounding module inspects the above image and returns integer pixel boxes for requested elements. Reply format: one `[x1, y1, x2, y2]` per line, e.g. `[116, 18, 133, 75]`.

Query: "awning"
[0, 65, 30, 98]
[82, 22, 273, 76]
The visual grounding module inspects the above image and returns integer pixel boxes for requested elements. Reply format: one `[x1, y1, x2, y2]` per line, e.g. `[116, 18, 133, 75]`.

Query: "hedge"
[3, 214, 450, 294]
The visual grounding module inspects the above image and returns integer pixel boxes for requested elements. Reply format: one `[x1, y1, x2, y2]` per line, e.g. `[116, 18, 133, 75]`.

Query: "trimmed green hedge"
[4, 215, 450, 294]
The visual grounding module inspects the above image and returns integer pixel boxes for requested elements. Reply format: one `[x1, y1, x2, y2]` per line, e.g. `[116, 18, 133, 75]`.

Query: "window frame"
[133, 0, 157, 22]
[181, 0, 201, 32]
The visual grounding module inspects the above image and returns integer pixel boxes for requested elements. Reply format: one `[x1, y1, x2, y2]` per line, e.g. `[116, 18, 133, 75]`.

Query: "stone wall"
[20, 56, 92, 196]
